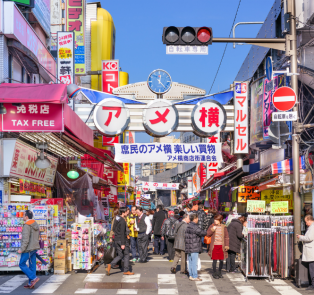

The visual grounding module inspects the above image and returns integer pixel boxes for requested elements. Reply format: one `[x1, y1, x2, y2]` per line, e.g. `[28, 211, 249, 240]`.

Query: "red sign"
[272, 86, 296, 112]
[102, 60, 119, 93]
[102, 136, 119, 146]
[1, 103, 63, 132]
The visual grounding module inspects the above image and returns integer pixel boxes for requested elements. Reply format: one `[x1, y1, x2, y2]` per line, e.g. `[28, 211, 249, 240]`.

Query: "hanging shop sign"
[247, 200, 266, 213]
[66, 0, 85, 74]
[123, 163, 130, 186]
[237, 186, 260, 203]
[9, 140, 58, 186]
[102, 60, 119, 93]
[142, 99, 179, 137]
[101, 196, 109, 216]
[115, 143, 222, 163]
[57, 32, 75, 85]
[187, 176, 193, 199]
[191, 99, 226, 137]
[234, 82, 249, 154]
[102, 135, 119, 146]
[135, 191, 141, 206]
[171, 190, 177, 206]
[1, 103, 63, 132]
[261, 189, 293, 210]
[142, 182, 180, 190]
[206, 134, 220, 177]
[94, 98, 130, 137]
[270, 201, 289, 214]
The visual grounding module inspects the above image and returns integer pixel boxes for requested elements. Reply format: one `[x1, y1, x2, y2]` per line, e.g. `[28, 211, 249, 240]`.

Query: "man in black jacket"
[152, 205, 167, 255]
[106, 207, 134, 276]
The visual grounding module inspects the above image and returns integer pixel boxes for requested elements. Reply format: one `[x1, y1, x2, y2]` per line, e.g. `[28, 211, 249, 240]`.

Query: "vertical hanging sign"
[57, 32, 75, 85]
[102, 60, 120, 94]
[234, 82, 249, 154]
[66, 0, 85, 74]
[206, 134, 220, 178]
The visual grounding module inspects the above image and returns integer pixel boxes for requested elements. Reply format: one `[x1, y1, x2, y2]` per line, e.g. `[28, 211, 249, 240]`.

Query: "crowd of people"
[106, 203, 249, 281]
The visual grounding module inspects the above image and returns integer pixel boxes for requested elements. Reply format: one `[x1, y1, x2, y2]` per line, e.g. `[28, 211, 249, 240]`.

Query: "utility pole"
[288, 0, 301, 264]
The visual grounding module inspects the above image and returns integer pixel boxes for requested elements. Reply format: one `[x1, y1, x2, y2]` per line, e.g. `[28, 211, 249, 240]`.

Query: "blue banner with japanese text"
[114, 143, 222, 163]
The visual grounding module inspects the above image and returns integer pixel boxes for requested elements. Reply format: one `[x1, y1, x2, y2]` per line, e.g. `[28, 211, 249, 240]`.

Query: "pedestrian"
[207, 214, 230, 279]
[204, 209, 217, 231]
[185, 212, 207, 281]
[127, 206, 139, 263]
[161, 211, 179, 262]
[109, 208, 121, 269]
[179, 211, 185, 222]
[106, 207, 134, 276]
[184, 203, 193, 214]
[135, 207, 152, 263]
[171, 213, 190, 274]
[227, 216, 246, 273]
[191, 202, 199, 212]
[297, 215, 314, 290]
[18, 210, 40, 289]
[197, 203, 207, 247]
[152, 205, 167, 255]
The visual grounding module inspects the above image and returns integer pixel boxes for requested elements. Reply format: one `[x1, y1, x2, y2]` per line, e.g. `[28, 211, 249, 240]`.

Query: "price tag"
[271, 201, 289, 214]
[247, 200, 266, 213]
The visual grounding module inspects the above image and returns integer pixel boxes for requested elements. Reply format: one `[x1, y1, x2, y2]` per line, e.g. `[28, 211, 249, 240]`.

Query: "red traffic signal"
[162, 26, 213, 45]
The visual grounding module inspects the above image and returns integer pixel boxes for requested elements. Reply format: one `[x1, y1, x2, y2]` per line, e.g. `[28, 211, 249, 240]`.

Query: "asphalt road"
[0, 250, 311, 295]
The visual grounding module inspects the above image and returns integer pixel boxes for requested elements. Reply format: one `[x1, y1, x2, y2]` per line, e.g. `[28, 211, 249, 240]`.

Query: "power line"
[208, 0, 242, 95]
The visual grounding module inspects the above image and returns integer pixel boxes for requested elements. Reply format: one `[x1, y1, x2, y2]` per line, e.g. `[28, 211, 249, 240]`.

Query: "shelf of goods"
[31, 205, 55, 273]
[71, 218, 96, 271]
[0, 203, 30, 271]
[241, 215, 294, 281]
[93, 222, 111, 263]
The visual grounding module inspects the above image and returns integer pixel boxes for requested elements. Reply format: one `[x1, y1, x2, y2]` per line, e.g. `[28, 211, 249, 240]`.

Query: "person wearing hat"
[161, 211, 179, 262]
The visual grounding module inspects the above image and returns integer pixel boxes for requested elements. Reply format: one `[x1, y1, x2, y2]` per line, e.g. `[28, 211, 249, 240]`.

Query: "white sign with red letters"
[191, 99, 226, 137]
[234, 82, 249, 154]
[143, 182, 180, 190]
[94, 98, 130, 137]
[206, 134, 220, 178]
[102, 60, 120, 94]
[57, 32, 75, 85]
[142, 99, 178, 137]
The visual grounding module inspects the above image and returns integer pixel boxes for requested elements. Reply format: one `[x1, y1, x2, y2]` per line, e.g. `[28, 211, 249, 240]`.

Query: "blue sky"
[94, 0, 275, 143]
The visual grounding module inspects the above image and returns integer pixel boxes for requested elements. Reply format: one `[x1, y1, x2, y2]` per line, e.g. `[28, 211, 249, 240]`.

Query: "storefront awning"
[242, 166, 272, 183]
[0, 83, 68, 104]
[63, 131, 123, 171]
[201, 171, 228, 190]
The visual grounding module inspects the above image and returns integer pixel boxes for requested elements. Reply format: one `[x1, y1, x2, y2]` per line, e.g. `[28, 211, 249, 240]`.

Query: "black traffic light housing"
[162, 26, 213, 45]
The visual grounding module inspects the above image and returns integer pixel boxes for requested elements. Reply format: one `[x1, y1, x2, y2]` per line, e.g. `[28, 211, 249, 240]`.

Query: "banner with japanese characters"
[66, 0, 85, 74]
[237, 186, 260, 203]
[114, 143, 223, 164]
[143, 182, 180, 190]
[102, 60, 119, 93]
[57, 32, 74, 85]
[234, 82, 249, 154]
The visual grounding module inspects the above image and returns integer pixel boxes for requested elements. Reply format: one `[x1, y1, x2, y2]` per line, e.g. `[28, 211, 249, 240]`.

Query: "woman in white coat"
[297, 215, 314, 290]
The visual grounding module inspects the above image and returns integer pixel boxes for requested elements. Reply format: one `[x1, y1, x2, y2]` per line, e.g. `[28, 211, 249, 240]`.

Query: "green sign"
[271, 201, 289, 214]
[5, 0, 34, 8]
[247, 200, 266, 213]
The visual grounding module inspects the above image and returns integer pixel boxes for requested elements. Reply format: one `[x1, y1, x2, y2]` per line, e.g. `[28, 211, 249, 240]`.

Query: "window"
[12, 58, 22, 83]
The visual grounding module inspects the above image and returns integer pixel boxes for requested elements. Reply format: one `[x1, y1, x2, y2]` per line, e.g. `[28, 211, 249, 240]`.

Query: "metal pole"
[288, 0, 302, 263]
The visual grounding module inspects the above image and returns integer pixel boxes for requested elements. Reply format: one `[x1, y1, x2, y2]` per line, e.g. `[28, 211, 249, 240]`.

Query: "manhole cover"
[85, 282, 158, 289]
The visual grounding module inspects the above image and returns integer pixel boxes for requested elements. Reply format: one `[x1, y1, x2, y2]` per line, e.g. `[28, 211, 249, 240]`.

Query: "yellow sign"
[118, 187, 124, 193]
[52, 205, 58, 217]
[261, 189, 293, 209]
[238, 186, 260, 203]
[117, 163, 130, 185]
[58, 48, 72, 59]
[171, 190, 177, 206]
[271, 201, 289, 214]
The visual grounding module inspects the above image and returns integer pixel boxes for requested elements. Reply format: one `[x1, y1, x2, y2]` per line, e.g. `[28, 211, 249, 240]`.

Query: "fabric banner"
[114, 143, 222, 163]
[171, 190, 177, 206]
[271, 156, 306, 174]
[142, 182, 180, 190]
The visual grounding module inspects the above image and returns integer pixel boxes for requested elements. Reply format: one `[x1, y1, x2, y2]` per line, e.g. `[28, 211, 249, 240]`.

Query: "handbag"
[204, 236, 211, 244]
[103, 242, 116, 264]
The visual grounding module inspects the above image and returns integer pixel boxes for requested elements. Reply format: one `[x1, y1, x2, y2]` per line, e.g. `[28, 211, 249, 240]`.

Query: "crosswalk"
[0, 272, 306, 294]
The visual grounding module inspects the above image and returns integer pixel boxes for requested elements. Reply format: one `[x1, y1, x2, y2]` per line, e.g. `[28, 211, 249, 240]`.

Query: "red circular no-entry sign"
[272, 86, 296, 112]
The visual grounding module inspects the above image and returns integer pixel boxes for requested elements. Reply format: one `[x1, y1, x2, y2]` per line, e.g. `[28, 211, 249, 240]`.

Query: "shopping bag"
[103, 243, 116, 264]
[197, 258, 201, 271]
[204, 236, 211, 244]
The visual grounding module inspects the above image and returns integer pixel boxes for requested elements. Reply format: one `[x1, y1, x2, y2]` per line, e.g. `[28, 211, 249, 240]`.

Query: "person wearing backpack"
[161, 211, 179, 262]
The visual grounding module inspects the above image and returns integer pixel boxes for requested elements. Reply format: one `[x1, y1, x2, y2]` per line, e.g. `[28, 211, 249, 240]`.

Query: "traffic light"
[162, 26, 213, 45]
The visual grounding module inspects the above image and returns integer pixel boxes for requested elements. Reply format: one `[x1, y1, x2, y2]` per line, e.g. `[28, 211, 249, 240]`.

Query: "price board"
[33, 206, 48, 218]
[247, 200, 266, 213]
[271, 201, 289, 214]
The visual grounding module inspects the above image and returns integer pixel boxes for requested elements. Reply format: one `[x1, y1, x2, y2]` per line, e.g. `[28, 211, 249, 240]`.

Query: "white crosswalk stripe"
[117, 274, 141, 294]
[158, 274, 178, 294]
[195, 274, 218, 295]
[32, 274, 70, 293]
[226, 273, 261, 295]
[266, 279, 303, 295]
[0, 275, 28, 293]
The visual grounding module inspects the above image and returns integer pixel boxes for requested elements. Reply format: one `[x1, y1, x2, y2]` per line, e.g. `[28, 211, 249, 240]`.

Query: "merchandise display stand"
[0, 203, 29, 271]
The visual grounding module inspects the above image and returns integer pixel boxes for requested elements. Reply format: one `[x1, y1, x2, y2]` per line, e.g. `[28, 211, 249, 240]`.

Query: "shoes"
[218, 271, 224, 278]
[137, 258, 140, 262]
[123, 271, 134, 275]
[170, 267, 176, 274]
[306, 286, 314, 290]
[106, 264, 111, 276]
[24, 285, 32, 289]
[169, 260, 174, 262]
[189, 277, 202, 281]
[132, 258, 137, 262]
[212, 272, 220, 279]
[29, 277, 40, 289]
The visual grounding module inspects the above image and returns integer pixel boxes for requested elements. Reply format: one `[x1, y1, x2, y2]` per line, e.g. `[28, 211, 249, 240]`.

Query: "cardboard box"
[66, 260, 72, 272]
[54, 248, 67, 259]
[56, 240, 67, 249]
[54, 259, 67, 274]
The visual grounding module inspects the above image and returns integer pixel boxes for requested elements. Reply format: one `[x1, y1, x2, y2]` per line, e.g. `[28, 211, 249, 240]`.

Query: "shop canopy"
[0, 83, 68, 103]
[175, 91, 233, 105]
[63, 131, 123, 172]
[79, 87, 146, 105]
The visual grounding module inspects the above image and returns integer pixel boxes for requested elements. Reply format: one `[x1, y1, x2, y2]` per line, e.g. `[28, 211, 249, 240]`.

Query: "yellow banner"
[171, 190, 177, 206]
[117, 163, 130, 185]
[261, 189, 293, 209]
